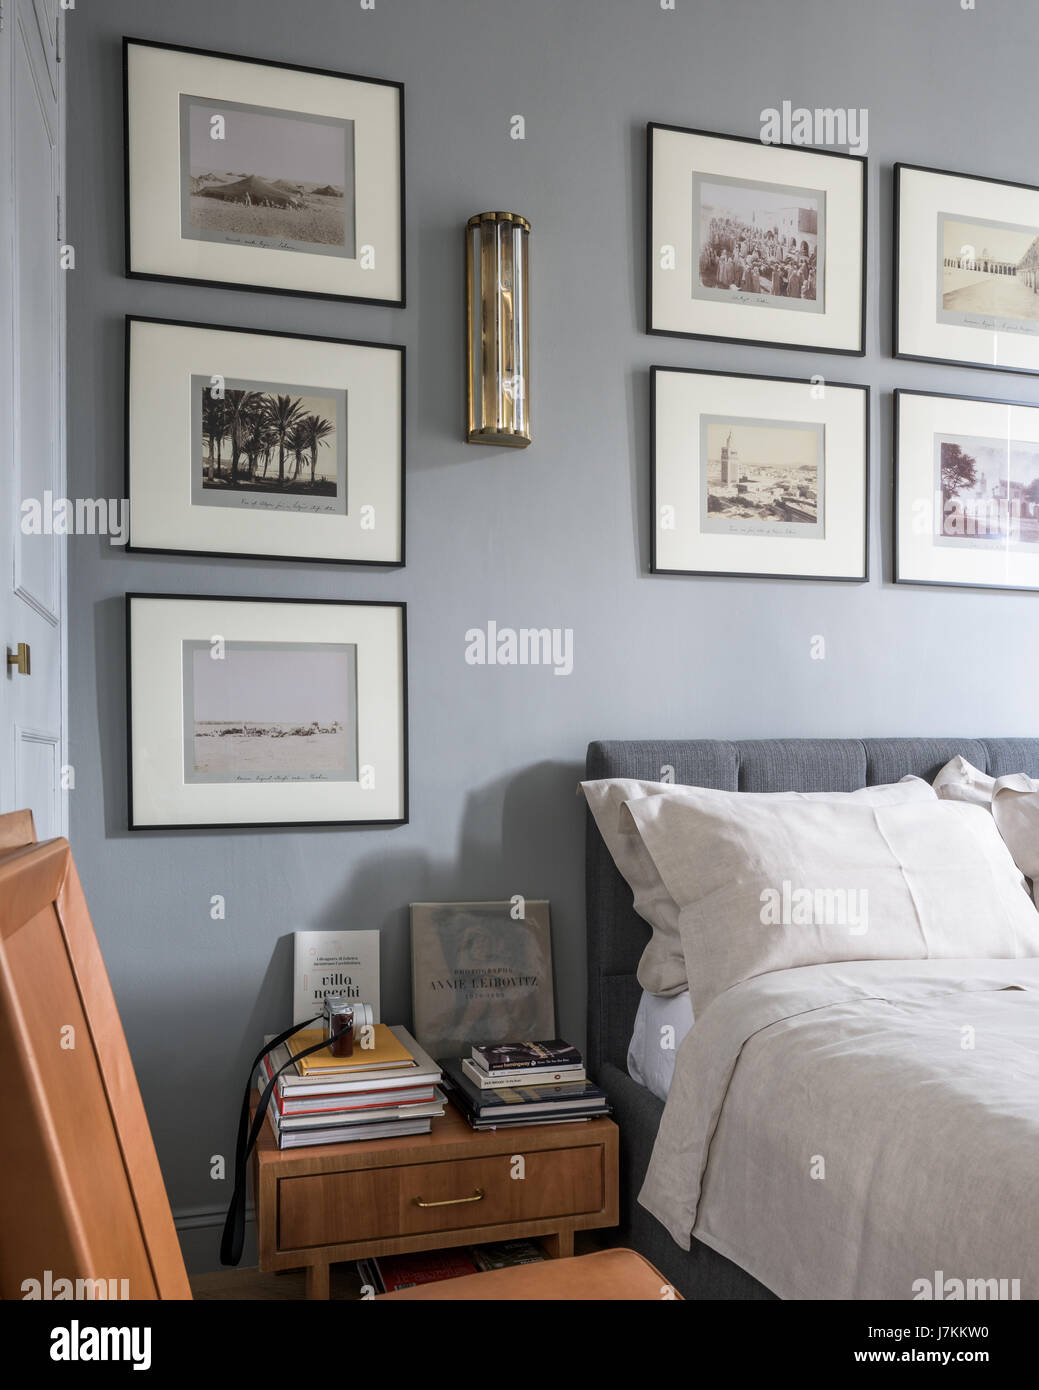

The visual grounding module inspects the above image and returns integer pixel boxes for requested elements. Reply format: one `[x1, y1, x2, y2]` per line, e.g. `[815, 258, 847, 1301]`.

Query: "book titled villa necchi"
[293, 930, 381, 1025]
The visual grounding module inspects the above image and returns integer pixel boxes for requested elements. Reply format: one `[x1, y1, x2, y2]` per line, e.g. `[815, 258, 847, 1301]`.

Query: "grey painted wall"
[68, 0, 1039, 1270]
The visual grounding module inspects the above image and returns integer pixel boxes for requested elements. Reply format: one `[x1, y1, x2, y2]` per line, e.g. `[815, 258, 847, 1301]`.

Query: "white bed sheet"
[626, 988, 695, 1100]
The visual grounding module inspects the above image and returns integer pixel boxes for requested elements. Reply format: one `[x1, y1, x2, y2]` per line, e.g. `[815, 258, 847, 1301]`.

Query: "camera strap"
[220, 1014, 351, 1266]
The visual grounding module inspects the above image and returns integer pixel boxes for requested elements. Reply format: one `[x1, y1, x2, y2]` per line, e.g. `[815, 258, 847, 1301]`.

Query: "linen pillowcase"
[992, 774, 1039, 910]
[933, 755, 996, 808]
[621, 794, 1039, 1016]
[934, 756, 1039, 903]
[580, 775, 937, 996]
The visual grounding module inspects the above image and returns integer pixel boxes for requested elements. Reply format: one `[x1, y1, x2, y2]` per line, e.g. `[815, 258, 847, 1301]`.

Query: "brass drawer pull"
[412, 1187, 485, 1209]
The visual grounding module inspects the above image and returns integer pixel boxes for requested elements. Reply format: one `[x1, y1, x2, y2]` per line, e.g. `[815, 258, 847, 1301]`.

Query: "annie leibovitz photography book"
[409, 900, 555, 1060]
[292, 929, 380, 1025]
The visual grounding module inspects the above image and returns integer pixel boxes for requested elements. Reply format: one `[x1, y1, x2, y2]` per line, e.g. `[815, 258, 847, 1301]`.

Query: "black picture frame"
[123, 36, 406, 307]
[123, 314, 406, 567]
[893, 161, 1039, 377]
[126, 593, 409, 831]
[646, 122, 867, 356]
[893, 386, 1039, 594]
[650, 364, 870, 583]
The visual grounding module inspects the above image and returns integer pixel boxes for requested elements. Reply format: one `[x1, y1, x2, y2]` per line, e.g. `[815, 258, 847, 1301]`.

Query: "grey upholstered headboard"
[585, 737, 1039, 1077]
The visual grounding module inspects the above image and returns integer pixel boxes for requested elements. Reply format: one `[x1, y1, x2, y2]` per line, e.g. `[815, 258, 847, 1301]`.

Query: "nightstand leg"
[542, 1230, 574, 1259]
[305, 1262, 330, 1300]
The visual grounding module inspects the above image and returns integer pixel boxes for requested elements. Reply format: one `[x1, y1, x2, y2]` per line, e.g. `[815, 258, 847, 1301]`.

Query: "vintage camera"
[322, 997, 374, 1057]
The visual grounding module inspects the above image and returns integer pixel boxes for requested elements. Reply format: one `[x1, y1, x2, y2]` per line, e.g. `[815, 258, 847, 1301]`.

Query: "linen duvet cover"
[638, 957, 1039, 1300]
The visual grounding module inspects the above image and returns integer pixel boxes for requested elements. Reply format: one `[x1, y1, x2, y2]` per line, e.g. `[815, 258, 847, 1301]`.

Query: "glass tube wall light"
[466, 211, 531, 447]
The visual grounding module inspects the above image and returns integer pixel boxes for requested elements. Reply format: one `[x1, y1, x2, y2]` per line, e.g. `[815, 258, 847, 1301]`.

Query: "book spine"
[472, 1055, 542, 1070]
[472, 1051, 582, 1072]
[464, 1064, 585, 1089]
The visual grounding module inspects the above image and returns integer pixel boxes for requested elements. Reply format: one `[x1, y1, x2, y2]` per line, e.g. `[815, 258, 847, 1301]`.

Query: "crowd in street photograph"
[699, 215, 819, 301]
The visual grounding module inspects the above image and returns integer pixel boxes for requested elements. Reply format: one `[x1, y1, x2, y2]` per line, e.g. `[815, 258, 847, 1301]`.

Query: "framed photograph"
[124, 37, 404, 305]
[895, 389, 1039, 592]
[126, 317, 404, 566]
[652, 366, 869, 581]
[895, 164, 1039, 376]
[126, 594, 407, 830]
[647, 124, 866, 354]
[409, 901, 555, 1060]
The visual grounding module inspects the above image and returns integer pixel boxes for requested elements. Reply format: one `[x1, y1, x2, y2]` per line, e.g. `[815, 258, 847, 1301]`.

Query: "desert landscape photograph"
[184, 640, 358, 783]
[180, 94, 355, 256]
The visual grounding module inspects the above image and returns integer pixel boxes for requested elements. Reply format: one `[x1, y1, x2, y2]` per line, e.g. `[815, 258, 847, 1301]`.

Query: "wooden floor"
[191, 1263, 365, 1300]
[190, 1232, 607, 1300]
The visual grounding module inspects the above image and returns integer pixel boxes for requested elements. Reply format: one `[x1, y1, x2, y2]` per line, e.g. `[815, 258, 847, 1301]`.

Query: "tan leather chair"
[376, 1247, 682, 1300]
[0, 813, 190, 1300]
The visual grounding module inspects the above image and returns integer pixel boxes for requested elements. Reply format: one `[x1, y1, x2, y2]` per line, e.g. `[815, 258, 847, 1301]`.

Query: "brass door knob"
[6, 643, 30, 675]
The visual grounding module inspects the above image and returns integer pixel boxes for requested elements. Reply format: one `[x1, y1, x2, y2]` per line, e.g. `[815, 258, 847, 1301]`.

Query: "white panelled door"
[0, 0, 66, 840]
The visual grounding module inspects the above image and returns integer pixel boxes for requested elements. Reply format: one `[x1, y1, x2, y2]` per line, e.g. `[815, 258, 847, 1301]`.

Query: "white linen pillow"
[627, 989, 695, 1101]
[935, 756, 1039, 903]
[580, 775, 937, 996]
[621, 794, 1039, 1016]
[933, 755, 996, 807]
[992, 774, 1039, 910]
[585, 775, 937, 995]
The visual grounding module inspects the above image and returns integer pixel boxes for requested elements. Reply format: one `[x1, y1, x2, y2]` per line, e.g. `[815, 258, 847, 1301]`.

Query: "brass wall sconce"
[466, 211, 531, 448]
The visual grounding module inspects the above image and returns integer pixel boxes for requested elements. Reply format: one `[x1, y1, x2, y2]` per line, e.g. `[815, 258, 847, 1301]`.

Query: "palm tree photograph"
[197, 377, 344, 513]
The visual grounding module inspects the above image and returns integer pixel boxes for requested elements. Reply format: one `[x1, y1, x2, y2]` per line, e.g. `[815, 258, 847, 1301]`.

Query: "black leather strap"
[220, 1015, 350, 1265]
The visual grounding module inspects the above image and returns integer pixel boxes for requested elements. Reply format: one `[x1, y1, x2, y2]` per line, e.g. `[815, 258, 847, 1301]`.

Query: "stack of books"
[258, 1023, 444, 1149]
[357, 1239, 545, 1294]
[441, 1039, 610, 1130]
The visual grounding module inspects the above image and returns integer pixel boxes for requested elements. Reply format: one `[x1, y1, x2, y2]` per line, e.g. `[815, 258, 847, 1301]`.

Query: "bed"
[585, 736, 1039, 1300]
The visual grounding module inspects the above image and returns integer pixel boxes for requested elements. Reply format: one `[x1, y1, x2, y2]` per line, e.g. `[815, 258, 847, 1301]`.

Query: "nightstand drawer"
[277, 1145, 605, 1250]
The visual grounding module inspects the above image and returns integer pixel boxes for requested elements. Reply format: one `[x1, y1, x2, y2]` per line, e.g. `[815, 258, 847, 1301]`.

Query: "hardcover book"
[287, 1024, 413, 1074]
[410, 900, 555, 1060]
[372, 1248, 479, 1292]
[293, 929, 380, 1025]
[441, 1058, 607, 1116]
[461, 1057, 585, 1089]
[472, 1239, 546, 1271]
[264, 1026, 439, 1094]
[471, 1039, 582, 1071]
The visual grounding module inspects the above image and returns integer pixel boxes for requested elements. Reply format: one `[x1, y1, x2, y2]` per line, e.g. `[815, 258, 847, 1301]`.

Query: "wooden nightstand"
[251, 1098, 619, 1299]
